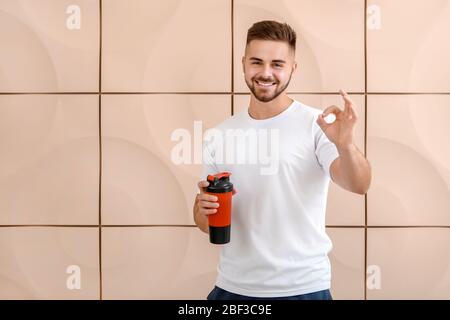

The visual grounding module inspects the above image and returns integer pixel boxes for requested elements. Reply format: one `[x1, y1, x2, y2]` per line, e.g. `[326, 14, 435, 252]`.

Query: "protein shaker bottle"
[205, 172, 234, 244]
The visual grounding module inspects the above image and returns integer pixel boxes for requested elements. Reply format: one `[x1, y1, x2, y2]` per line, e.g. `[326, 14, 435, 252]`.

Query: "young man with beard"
[193, 20, 372, 300]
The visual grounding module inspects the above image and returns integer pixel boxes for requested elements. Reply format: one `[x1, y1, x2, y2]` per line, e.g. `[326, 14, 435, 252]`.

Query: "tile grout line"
[98, 0, 103, 301]
[3, 91, 450, 95]
[364, 0, 368, 301]
[231, 92, 450, 95]
[2, 224, 450, 228]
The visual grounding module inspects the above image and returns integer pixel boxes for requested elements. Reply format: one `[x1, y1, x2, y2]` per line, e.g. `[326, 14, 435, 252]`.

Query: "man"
[193, 20, 371, 300]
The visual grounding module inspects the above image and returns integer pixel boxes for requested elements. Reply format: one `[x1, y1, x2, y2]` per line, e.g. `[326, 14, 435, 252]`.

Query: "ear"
[241, 56, 245, 73]
[292, 61, 298, 73]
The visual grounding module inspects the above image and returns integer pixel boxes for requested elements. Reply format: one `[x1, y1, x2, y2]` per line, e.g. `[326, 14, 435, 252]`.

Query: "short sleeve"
[313, 114, 339, 180]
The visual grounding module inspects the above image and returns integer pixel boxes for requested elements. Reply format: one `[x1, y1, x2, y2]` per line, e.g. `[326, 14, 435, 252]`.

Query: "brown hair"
[246, 20, 297, 52]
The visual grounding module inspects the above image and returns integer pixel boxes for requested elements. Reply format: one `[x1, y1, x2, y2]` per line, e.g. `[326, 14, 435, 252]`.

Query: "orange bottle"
[206, 172, 235, 244]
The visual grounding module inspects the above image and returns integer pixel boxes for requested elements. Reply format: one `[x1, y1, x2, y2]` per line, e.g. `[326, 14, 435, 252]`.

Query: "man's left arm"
[317, 89, 372, 195]
[330, 143, 372, 195]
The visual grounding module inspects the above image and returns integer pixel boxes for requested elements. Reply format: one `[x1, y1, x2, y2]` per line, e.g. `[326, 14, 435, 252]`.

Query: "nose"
[260, 64, 274, 80]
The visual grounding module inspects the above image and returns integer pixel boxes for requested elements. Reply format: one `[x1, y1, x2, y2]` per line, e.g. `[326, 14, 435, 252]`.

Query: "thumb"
[198, 180, 209, 193]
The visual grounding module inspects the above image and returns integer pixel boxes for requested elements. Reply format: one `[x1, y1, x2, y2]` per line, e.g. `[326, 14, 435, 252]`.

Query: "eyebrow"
[249, 57, 286, 64]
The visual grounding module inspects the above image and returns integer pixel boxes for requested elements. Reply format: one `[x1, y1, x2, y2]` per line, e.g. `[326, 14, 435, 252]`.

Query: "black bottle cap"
[206, 172, 234, 193]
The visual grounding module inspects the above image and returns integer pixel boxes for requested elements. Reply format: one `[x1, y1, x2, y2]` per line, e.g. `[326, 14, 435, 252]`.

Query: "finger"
[197, 180, 209, 193]
[201, 208, 218, 215]
[322, 105, 342, 117]
[339, 89, 356, 116]
[316, 113, 330, 130]
[339, 89, 354, 105]
[200, 200, 220, 208]
[347, 104, 357, 120]
[340, 95, 358, 120]
[198, 193, 218, 202]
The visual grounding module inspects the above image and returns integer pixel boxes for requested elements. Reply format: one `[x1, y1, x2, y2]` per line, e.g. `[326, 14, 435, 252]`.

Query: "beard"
[245, 70, 293, 103]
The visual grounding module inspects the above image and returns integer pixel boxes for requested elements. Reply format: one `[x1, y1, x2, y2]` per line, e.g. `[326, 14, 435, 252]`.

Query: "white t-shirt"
[199, 99, 339, 297]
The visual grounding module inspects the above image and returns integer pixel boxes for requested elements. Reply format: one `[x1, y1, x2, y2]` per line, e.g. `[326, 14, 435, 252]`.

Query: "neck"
[248, 93, 293, 120]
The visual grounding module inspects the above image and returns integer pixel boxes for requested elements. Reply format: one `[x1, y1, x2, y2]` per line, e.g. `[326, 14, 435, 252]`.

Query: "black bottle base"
[209, 225, 230, 244]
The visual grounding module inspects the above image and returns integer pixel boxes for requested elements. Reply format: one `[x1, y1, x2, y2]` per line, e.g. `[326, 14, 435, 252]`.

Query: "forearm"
[336, 143, 372, 194]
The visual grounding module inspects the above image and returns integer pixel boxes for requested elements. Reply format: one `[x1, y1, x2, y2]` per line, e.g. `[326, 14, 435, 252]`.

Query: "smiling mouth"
[255, 80, 276, 87]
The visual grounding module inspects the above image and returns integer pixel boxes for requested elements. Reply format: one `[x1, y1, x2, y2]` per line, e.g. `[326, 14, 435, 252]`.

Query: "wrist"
[337, 143, 357, 154]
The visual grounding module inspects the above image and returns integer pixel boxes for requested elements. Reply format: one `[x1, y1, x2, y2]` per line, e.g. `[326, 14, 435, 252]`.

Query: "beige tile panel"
[102, 0, 231, 92]
[367, 228, 450, 299]
[102, 226, 220, 299]
[328, 227, 365, 300]
[367, 0, 450, 92]
[101, 94, 230, 225]
[0, 95, 99, 225]
[0, 0, 99, 92]
[367, 95, 450, 226]
[0, 227, 99, 299]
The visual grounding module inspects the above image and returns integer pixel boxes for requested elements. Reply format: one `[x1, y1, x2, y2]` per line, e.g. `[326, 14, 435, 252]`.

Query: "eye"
[251, 62, 261, 65]
[274, 64, 283, 68]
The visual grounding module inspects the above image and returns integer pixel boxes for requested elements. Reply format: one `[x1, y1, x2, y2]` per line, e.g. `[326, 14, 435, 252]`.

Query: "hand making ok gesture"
[316, 89, 358, 150]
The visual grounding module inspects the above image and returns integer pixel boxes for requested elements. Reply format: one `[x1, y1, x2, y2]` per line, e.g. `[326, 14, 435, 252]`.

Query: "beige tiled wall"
[1, 0, 449, 300]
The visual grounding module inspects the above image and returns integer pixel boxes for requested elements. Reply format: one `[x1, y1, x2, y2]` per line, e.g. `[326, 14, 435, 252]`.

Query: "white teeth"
[256, 80, 275, 87]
